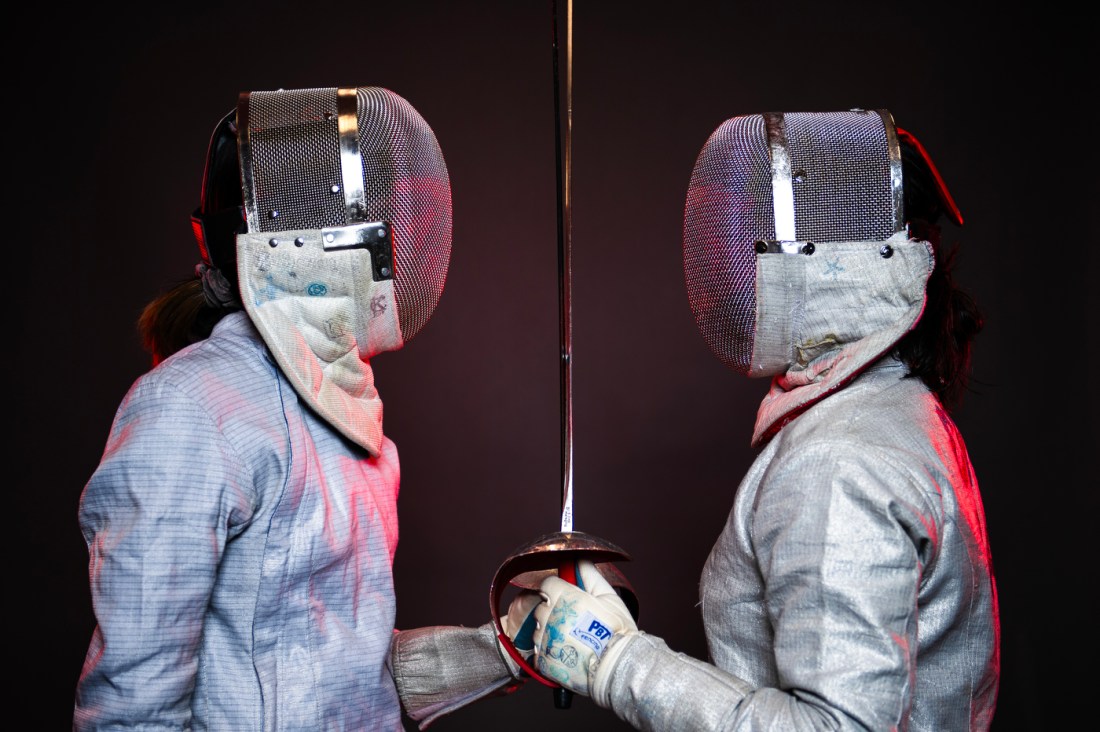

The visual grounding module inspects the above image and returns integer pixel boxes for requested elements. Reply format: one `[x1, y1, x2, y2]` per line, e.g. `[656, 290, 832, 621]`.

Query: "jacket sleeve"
[598, 441, 937, 731]
[73, 376, 255, 730]
[389, 622, 522, 729]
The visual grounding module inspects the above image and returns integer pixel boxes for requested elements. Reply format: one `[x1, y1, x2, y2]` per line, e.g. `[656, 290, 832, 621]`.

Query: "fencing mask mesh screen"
[240, 86, 451, 345]
[683, 109, 901, 375]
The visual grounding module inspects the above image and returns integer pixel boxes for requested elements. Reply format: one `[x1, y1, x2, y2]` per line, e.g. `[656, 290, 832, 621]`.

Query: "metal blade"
[553, 0, 575, 533]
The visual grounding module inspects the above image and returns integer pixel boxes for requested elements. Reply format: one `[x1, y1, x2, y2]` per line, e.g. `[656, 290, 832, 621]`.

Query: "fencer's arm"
[593, 444, 932, 731]
[594, 631, 757, 729]
[597, 630, 912, 731]
[74, 378, 252, 729]
[389, 622, 524, 729]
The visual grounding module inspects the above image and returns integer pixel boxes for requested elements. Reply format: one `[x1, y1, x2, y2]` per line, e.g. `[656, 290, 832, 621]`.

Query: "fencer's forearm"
[390, 622, 517, 729]
[599, 632, 852, 731]
[596, 632, 752, 731]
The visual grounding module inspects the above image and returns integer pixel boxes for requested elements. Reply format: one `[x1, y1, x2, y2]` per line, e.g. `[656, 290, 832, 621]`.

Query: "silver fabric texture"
[683, 110, 900, 376]
[75, 312, 404, 731]
[599, 632, 755, 729]
[390, 622, 519, 729]
[240, 86, 451, 346]
[600, 360, 1000, 730]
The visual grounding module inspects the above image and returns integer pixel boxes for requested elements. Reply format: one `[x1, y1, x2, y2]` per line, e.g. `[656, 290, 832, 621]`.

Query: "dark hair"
[137, 279, 234, 366]
[893, 133, 984, 412]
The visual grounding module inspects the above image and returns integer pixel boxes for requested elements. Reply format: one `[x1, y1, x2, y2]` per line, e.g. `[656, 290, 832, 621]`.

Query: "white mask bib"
[238, 226, 404, 456]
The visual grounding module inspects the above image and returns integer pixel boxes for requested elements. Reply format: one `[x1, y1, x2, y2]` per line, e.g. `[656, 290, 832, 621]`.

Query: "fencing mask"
[683, 108, 955, 384]
[191, 86, 452, 455]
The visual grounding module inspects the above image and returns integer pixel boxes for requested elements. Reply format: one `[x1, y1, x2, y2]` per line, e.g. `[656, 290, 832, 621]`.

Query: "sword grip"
[553, 559, 578, 709]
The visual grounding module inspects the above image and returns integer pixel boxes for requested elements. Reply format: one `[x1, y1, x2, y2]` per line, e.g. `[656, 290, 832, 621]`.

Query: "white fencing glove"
[497, 589, 542, 678]
[532, 559, 638, 697]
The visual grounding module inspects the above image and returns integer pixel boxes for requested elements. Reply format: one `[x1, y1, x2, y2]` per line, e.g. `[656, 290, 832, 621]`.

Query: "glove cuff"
[494, 631, 526, 681]
[591, 629, 640, 708]
[391, 623, 522, 728]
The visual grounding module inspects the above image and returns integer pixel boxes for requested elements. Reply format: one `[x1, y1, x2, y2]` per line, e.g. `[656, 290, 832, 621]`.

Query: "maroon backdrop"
[13, 2, 1089, 730]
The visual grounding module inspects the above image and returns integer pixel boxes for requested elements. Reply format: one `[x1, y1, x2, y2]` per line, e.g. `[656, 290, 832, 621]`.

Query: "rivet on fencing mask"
[269, 238, 280, 247]
[295, 237, 306, 247]
[880, 244, 894, 259]
[803, 242, 816, 255]
[755, 241, 768, 254]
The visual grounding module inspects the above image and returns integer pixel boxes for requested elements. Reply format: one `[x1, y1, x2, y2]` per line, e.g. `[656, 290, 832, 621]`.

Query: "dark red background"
[14, 2, 1090, 729]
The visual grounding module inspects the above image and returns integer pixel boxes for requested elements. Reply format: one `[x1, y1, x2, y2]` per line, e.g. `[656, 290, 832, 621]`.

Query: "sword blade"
[553, 0, 575, 533]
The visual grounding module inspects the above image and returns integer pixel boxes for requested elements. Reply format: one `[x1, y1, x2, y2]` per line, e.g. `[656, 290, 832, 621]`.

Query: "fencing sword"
[555, 0, 575, 539]
[489, 0, 637, 711]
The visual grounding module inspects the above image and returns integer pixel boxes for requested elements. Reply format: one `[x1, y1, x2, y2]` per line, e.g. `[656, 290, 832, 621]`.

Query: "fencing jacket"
[596, 235, 1000, 731]
[76, 312, 404, 730]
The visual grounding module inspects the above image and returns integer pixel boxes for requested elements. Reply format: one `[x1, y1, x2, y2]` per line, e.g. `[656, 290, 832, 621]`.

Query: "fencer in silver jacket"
[75, 312, 524, 730]
[520, 110, 1001, 731]
[75, 86, 529, 730]
[597, 353, 1000, 731]
[76, 312, 406, 729]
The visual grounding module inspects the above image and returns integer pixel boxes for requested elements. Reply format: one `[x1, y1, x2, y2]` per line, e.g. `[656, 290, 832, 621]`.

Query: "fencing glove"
[533, 559, 638, 697]
[498, 590, 542, 677]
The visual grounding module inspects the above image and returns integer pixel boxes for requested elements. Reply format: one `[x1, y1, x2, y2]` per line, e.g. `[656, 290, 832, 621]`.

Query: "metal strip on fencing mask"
[764, 112, 796, 243]
[336, 88, 368, 223]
